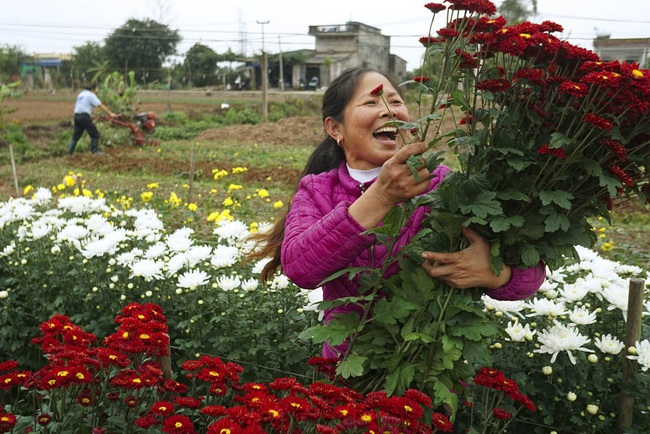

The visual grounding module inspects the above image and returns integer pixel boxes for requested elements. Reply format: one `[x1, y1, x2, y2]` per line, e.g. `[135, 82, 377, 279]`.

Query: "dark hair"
[85, 83, 97, 91]
[247, 67, 378, 280]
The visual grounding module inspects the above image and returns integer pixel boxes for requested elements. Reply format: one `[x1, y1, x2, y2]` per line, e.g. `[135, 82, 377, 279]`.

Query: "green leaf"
[403, 332, 435, 343]
[497, 188, 530, 202]
[459, 192, 502, 219]
[448, 322, 499, 341]
[372, 296, 419, 325]
[544, 211, 571, 232]
[549, 131, 572, 148]
[539, 190, 574, 209]
[298, 322, 351, 346]
[385, 363, 416, 395]
[433, 379, 459, 411]
[336, 354, 367, 378]
[490, 215, 525, 232]
[520, 243, 541, 267]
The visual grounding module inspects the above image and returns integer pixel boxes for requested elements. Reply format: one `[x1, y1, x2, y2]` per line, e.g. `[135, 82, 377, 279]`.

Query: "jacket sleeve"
[485, 261, 546, 301]
[281, 177, 375, 289]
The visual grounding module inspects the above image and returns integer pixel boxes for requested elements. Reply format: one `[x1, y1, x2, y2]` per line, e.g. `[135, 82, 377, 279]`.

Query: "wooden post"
[9, 144, 19, 197]
[617, 278, 645, 433]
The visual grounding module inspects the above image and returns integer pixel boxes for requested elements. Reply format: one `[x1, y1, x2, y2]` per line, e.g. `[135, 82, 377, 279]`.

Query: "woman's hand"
[420, 227, 512, 290]
[372, 142, 431, 206]
[349, 142, 431, 229]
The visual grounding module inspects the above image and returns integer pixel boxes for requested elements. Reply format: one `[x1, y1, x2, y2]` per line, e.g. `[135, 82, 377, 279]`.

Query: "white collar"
[347, 163, 381, 184]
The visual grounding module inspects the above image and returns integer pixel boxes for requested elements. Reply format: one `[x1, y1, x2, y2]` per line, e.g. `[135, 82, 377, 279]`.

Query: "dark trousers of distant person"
[68, 113, 100, 155]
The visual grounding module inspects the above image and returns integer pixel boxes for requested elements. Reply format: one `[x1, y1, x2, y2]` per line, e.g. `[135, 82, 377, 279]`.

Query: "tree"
[183, 43, 220, 87]
[497, 0, 537, 24]
[0, 45, 30, 83]
[67, 42, 108, 86]
[104, 19, 181, 84]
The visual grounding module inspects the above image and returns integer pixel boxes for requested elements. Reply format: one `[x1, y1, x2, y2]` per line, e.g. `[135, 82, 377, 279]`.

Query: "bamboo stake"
[188, 144, 195, 204]
[617, 278, 645, 433]
[9, 143, 19, 197]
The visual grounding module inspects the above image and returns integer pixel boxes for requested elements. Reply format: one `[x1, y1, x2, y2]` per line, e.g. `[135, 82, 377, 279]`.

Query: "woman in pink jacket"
[250, 67, 545, 357]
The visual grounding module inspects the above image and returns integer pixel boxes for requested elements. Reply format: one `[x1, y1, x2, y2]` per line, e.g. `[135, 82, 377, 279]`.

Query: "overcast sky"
[1, 0, 649, 70]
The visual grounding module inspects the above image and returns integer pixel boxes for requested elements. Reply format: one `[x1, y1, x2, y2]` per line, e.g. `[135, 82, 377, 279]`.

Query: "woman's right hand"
[348, 142, 431, 229]
[373, 142, 431, 206]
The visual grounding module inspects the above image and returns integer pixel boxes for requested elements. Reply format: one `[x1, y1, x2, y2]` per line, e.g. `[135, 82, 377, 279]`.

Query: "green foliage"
[104, 18, 181, 84]
[184, 43, 221, 87]
[0, 45, 30, 82]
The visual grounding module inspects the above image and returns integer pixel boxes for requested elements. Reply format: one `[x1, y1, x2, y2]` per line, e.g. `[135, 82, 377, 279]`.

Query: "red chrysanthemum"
[431, 412, 453, 432]
[493, 407, 512, 420]
[425, 2, 446, 13]
[413, 75, 430, 83]
[476, 78, 511, 93]
[36, 414, 51, 426]
[608, 164, 635, 188]
[162, 414, 195, 434]
[602, 138, 628, 162]
[370, 84, 384, 96]
[151, 400, 175, 416]
[537, 144, 567, 159]
[583, 113, 613, 131]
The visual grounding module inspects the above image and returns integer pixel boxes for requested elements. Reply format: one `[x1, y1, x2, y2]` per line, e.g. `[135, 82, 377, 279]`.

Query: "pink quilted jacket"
[281, 162, 545, 356]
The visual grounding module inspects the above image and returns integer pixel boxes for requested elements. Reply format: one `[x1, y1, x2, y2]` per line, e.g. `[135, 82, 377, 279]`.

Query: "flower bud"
[542, 366, 553, 375]
[567, 392, 577, 402]
[586, 404, 599, 415]
[587, 354, 598, 363]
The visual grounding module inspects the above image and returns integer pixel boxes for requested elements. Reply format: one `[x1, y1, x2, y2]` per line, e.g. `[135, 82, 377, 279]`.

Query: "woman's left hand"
[420, 227, 511, 290]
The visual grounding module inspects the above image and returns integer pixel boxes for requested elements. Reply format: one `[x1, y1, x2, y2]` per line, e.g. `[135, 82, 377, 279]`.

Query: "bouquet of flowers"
[303, 0, 650, 419]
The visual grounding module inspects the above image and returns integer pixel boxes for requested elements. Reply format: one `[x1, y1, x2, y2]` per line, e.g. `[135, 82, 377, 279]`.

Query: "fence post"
[617, 278, 645, 433]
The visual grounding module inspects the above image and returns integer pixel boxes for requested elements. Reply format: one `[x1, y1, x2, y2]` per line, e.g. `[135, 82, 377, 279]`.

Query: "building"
[592, 36, 650, 67]
[289, 21, 407, 90]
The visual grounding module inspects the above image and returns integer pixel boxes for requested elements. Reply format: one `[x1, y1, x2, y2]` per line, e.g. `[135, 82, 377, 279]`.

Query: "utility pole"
[278, 36, 284, 92]
[257, 20, 269, 121]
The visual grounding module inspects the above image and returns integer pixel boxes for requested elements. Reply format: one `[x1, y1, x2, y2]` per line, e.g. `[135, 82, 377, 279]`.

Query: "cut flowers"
[300, 0, 650, 423]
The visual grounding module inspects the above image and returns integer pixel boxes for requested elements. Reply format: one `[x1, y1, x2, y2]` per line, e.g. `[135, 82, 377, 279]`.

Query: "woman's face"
[327, 71, 409, 170]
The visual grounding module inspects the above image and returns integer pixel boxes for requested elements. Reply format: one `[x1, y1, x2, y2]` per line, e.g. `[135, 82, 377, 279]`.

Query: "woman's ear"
[324, 117, 342, 142]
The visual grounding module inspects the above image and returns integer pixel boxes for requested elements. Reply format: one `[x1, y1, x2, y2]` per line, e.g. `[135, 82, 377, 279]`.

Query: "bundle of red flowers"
[409, 0, 650, 270]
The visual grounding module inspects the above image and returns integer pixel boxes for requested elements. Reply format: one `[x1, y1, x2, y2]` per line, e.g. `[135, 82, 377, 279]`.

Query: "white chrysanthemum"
[85, 214, 113, 234]
[216, 275, 241, 291]
[210, 245, 240, 269]
[251, 257, 272, 275]
[116, 248, 144, 267]
[614, 264, 645, 277]
[300, 287, 324, 320]
[132, 208, 165, 232]
[166, 227, 194, 252]
[568, 306, 597, 325]
[534, 321, 593, 364]
[644, 300, 650, 317]
[481, 295, 526, 317]
[145, 242, 167, 259]
[271, 274, 290, 290]
[32, 187, 53, 204]
[601, 283, 629, 317]
[213, 220, 250, 243]
[256, 221, 274, 234]
[525, 298, 567, 317]
[57, 224, 90, 242]
[0, 242, 16, 257]
[30, 220, 53, 240]
[177, 269, 211, 289]
[627, 339, 650, 372]
[16, 225, 28, 241]
[79, 228, 128, 258]
[185, 245, 213, 267]
[57, 196, 103, 215]
[558, 283, 590, 302]
[130, 259, 165, 281]
[241, 278, 259, 292]
[504, 319, 536, 342]
[593, 334, 625, 355]
[539, 279, 559, 293]
[574, 245, 601, 263]
[166, 253, 188, 277]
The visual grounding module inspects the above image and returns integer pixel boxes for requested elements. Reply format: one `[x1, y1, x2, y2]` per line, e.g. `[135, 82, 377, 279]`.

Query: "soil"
[4, 94, 324, 185]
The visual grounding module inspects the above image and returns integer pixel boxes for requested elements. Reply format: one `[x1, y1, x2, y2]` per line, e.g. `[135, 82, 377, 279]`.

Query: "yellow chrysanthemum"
[187, 203, 198, 212]
[23, 185, 34, 196]
[141, 191, 154, 202]
[232, 167, 248, 174]
[228, 183, 243, 192]
[212, 169, 228, 180]
[166, 192, 182, 207]
[147, 182, 159, 189]
[258, 189, 270, 198]
[273, 200, 284, 209]
[222, 197, 234, 207]
[601, 242, 614, 251]
[64, 175, 76, 187]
